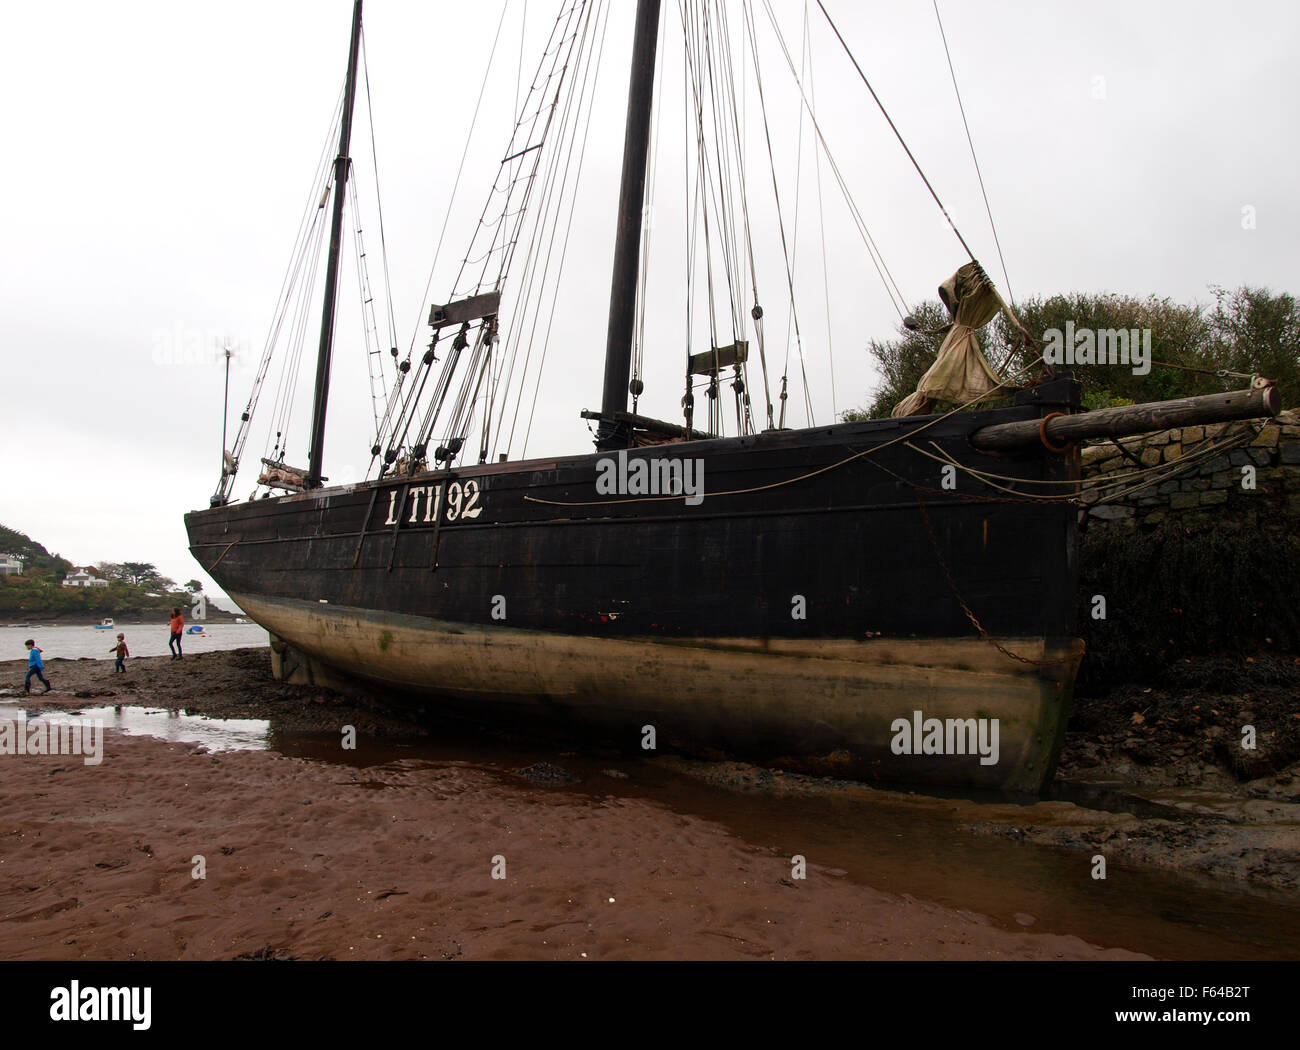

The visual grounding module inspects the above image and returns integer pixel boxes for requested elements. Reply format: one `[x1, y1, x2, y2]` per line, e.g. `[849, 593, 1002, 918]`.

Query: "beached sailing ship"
[185, 0, 1279, 791]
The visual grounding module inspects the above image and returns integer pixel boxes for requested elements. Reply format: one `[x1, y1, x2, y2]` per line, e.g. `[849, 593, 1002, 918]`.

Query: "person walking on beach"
[24, 639, 51, 693]
[110, 632, 129, 672]
[168, 607, 184, 659]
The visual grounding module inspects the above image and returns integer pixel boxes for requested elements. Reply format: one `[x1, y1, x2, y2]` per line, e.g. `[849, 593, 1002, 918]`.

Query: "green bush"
[850, 285, 1299, 418]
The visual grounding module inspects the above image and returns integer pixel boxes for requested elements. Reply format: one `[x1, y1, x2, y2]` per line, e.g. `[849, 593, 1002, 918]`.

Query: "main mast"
[595, 0, 663, 451]
[306, 0, 364, 488]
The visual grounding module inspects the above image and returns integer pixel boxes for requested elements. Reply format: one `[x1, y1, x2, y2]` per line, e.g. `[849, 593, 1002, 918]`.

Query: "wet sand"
[0, 654, 1147, 961]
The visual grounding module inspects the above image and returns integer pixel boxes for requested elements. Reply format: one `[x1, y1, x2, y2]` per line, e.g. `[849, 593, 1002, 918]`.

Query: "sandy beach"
[0, 652, 1152, 961]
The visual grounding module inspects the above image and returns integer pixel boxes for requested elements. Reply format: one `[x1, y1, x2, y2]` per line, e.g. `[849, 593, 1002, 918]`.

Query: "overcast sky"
[1, 0, 1296, 609]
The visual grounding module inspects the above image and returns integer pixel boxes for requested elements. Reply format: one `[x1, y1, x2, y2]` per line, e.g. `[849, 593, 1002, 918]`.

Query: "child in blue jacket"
[25, 639, 51, 693]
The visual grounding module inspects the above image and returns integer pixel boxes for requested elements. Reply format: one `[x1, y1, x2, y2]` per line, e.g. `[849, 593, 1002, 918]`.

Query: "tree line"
[845, 285, 1299, 419]
[91, 562, 203, 594]
[0, 524, 205, 614]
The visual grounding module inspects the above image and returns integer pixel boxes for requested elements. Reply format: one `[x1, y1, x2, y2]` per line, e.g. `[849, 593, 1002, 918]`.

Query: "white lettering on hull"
[378, 480, 482, 527]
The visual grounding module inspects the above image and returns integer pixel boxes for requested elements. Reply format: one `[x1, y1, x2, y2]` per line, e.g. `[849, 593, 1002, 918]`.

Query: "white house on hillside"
[63, 569, 109, 588]
[0, 555, 22, 576]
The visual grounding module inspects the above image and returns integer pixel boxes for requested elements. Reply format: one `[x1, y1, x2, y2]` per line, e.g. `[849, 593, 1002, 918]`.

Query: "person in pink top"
[168, 607, 185, 659]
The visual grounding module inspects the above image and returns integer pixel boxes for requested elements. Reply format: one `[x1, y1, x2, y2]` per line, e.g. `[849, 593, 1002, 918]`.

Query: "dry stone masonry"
[1080, 409, 1300, 530]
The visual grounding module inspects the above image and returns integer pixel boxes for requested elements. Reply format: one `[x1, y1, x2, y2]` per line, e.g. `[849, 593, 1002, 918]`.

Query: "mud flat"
[4, 648, 1297, 959]
[0, 651, 1152, 961]
[0, 728, 1137, 961]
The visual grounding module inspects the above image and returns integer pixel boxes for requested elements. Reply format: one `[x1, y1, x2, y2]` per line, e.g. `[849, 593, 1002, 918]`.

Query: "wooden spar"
[596, 0, 663, 451]
[970, 382, 1281, 452]
[579, 408, 712, 441]
[306, 0, 364, 489]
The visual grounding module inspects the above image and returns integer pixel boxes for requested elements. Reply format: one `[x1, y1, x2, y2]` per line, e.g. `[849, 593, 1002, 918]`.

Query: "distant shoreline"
[1, 608, 246, 628]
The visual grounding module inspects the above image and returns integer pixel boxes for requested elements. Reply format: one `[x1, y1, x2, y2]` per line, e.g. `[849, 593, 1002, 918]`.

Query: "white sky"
[1, 0, 1296, 608]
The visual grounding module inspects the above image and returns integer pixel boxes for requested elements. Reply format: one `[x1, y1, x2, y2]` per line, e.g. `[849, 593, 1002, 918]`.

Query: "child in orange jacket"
[168, 608, 184, 659]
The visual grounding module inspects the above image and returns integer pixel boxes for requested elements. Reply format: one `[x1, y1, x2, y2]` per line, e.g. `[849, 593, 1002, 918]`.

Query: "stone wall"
[1079, 408, 1300, 530]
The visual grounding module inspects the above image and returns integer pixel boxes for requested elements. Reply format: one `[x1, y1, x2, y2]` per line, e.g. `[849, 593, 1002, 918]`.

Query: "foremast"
[306, 0, 364, 488]
[595, 0, 663, 451]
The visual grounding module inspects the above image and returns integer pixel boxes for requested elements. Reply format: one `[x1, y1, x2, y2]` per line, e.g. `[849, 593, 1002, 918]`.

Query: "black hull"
[186, 399, 1083, 791]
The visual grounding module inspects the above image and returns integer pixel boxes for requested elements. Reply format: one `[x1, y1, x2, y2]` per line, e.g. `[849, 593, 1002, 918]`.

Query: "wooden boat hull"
[243, 591, 1079, 790]
[186, 396, 1083, 792]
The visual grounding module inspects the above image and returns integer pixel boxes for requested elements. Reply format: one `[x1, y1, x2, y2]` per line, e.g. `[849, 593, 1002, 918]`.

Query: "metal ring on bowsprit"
[1038, 412, 1071, 453]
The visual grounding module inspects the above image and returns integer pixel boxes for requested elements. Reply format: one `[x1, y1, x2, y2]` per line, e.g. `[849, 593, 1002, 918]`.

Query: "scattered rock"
[233, 946, 299, 961]
[512, 762, 578, 783]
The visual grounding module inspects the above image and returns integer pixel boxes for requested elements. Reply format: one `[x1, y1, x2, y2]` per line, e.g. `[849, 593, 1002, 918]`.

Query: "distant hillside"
[0, 524, 72, 576]
[0, 522, 233, 620]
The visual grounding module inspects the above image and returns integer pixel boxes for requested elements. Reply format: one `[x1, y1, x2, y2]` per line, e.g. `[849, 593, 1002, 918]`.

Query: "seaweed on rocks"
[1077, 520, 1300, 694]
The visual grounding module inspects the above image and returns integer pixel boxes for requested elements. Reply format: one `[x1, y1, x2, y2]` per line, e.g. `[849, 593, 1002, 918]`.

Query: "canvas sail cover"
[892, 262, 1003, 417]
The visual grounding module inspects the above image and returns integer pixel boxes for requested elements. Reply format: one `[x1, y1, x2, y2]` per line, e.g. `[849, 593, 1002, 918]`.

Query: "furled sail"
[892, 262, 1002, 417]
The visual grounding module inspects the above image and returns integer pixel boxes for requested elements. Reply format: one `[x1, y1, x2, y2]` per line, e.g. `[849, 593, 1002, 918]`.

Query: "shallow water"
[277, 731, 1300, 960]
[0, 702, 270, 752]
[0, 622, 269, 661]
[5, 697, 1297, 960]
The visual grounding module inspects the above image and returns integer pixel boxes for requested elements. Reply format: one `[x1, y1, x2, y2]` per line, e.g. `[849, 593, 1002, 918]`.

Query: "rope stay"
[803, 1, 837, 420]
[629, 6, 669, 422]
[377, 0, 605, 476]
[814, 0, 977, 264]
[679, 0, 758, 439]
[497, 0, 611, 459]
[345, 172, 390, 449]
[931, 0, 1014, 304]
[759, 0, 910, 322]
[216, 16, 406, 503]
[211, 87, 344, 504]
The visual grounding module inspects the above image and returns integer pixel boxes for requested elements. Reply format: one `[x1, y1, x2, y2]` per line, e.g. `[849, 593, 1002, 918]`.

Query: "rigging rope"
[222, 87, 343, 495]
[500, 0, 610, 459]
[630, 5, 666, 419]
[360, 28, 400, 359]
[1150, 359, 1258, 381]
[931, 0, 1014, 304]
[401, 0, 511, 364]
[761, 0, 908, 324]
[345, 174, 390, 448]
[738, 1, 803, 430]
[524, 353, 1047, 506]
[383, 0, 590, 468]
[804, 1, 837, 420]
[907, 424, 1259, 503]
[815, 0, 978, 264]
